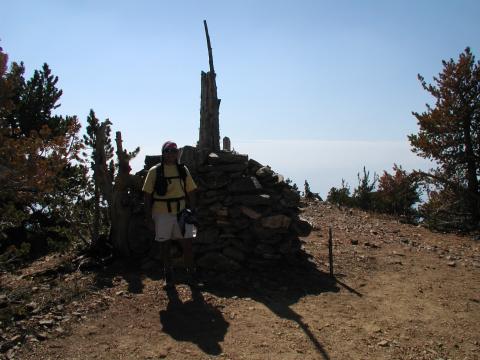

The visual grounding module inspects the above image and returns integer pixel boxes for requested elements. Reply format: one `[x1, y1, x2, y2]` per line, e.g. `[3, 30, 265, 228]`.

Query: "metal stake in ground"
[328, 227, 334, 277]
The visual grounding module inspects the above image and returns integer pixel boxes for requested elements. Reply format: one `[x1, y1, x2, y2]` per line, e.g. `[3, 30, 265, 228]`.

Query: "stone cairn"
[179, 146, 312, 271]
[115, 22, 312, 270]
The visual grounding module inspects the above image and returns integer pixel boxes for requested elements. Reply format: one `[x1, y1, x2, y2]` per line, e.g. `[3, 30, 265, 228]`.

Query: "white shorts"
[152, 213, 194, 242]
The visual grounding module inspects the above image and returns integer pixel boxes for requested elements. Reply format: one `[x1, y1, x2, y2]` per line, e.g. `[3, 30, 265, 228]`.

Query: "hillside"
[1, 201, 479, 360]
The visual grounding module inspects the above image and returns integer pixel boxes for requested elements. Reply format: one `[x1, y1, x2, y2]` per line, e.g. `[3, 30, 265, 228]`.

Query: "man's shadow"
[159, 286, 228, 355]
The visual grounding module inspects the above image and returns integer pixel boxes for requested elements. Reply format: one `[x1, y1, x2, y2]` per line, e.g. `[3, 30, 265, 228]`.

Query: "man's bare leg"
[161, 240, 174, 288]
[179, 237, 194, 270]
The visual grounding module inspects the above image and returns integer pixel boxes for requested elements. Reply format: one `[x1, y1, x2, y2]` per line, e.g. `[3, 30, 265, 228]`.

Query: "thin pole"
[328, 227, 334, 277]
[203, 20, 215, 74]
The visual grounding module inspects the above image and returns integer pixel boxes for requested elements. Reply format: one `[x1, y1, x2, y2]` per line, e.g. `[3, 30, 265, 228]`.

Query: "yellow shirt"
[142, 164, 197, 214]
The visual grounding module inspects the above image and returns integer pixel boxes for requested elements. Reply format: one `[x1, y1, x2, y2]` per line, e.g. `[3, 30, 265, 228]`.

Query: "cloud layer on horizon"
[234, 139, 433, 197]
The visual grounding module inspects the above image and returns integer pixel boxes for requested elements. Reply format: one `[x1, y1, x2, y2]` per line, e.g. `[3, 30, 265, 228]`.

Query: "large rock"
[223, 246, 245, 262]
[252, 223, 286, 242]
[213, 163, 248, 173]
[248, 158, 263, 173]
[281, 188, 300, 207]
[256, 166, 275, 179]
[201, 173, 231, 189]
[290, 217, 312, 237]
[261, 214, 292, 229]
[240, 206, 262, 219]
[228, 177, 262, 194]
[232, 194, 271, 206]
[196, 227, 220, 244]
[208, 152, 249, 165]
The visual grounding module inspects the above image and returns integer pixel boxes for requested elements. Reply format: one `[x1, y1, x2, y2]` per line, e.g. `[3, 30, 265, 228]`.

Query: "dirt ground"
[2, 201, 480, 360]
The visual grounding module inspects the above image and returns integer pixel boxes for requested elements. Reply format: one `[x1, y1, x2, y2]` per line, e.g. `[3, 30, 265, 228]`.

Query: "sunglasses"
[163, 148, 178, 154]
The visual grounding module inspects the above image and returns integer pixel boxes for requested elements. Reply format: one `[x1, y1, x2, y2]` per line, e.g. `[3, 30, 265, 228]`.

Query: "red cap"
[162, 141, 178, 153]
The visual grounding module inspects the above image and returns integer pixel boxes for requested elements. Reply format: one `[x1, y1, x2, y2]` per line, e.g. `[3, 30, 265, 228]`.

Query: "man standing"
[142, 141, 197, 288]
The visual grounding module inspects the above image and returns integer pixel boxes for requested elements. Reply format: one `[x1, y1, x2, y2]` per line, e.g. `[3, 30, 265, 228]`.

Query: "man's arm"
[187, 189, 197, 210]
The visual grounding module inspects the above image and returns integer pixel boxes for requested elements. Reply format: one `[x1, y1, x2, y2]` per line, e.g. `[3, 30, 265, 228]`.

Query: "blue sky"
[2, 0, 479, 196]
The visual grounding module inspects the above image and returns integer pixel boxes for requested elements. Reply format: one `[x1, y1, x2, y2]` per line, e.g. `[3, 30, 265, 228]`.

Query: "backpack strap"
[152, 163, 189, 213]
[176, 163, 187, 196]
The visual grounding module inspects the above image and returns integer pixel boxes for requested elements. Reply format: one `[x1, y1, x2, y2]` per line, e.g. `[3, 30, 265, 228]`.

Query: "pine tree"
[0, 47, 84, 255]
[352, 167, 377, 210]
[409, 47, 480, 227]
[83, 110, 114, 247]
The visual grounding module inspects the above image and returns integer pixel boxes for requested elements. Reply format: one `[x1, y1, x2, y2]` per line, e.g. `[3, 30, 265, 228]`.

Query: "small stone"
[350, 239, 359, 245]
[377, 340, 389, 347]
[36, 332, 48, 340]
[9, 334, 22, 342]
[39, 319, 55, 326]
[6, 349, 15, 360]
[26, 302, 38, 310]
[447, 261, 456, 267]
[115, 290, 126, 296]
[26, 335, 39, 343]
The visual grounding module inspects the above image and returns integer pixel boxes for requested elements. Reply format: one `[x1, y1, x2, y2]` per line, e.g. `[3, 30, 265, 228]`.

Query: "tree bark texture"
[462, 115, 480, 224]
[91, 121, 113, 250]
[198, 20, 220, 152]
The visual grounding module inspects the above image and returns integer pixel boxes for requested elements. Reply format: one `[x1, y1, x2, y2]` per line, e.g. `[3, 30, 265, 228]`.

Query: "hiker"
[142, 141, 198, 288]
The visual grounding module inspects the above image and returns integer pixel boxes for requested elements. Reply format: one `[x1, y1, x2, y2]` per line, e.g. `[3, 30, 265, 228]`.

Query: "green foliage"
[83, 109, 114, 172]
[82, 110, 115, 246]
[352, 167, 377, 210]
[327, 166, 420, 222]
[304, 180, 322, 201]
[419, 185, 473, 231]
[285, 178, 300, 194]
[376, 164, 420, 220]
[327, 179, 352, 207]
[0, 46, 87, 260]
[410, 47, 480, 229]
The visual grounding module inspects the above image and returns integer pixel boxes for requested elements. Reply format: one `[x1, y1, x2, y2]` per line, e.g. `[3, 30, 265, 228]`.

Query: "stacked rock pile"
[180, 146, 312, 271]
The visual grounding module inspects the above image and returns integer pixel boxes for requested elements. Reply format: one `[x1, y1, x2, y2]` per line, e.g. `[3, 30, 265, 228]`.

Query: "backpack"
[154, 162, 187, 196]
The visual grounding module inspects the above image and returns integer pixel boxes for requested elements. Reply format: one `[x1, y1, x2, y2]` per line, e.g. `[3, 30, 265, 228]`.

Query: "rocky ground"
[1, 201, 479, 360]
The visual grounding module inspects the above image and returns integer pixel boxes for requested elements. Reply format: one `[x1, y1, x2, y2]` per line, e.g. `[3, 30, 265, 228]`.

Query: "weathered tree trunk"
[95, 121, 113, 207]
[91, 120, 113, 250]
[110, 131, 134, 257]
[198, 20, 221, 152]
[462, 115, 480, 225]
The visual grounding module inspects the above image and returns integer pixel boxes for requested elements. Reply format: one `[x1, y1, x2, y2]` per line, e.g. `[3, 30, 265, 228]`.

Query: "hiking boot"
[186, 268, 203, 288]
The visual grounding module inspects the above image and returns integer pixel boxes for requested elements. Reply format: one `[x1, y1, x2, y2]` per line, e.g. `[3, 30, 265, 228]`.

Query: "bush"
[375, 164, 420, 220]
[352, 167, 377, 210]
[327, 179, 352, 206]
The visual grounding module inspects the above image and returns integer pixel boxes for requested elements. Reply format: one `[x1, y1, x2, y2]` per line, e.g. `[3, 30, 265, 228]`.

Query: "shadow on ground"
[159, 287, 227, 355]
[91, 249, 361, 360]
[195, 252, 343, 360]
